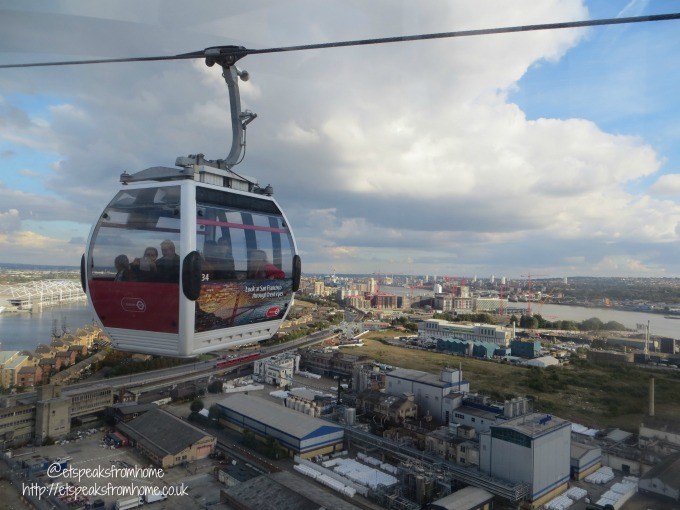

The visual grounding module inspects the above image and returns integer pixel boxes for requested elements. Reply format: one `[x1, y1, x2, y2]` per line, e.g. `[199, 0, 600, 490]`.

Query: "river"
[0, 302, 97, 352]
[534, 303, 679, 339]
[382, 286, 679, 339]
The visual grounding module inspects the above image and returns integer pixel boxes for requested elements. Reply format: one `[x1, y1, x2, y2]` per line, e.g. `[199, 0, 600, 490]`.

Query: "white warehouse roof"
[218, 393, 343, 442]
[526, 356, 559, 368]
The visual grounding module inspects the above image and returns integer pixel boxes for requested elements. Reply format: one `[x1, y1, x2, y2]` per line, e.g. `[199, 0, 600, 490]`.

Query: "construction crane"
[520, 273, 548, 316]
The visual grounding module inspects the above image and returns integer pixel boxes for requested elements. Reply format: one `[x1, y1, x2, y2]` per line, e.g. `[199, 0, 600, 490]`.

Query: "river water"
[383, 286, 679, 339]
[1, 291, 678, 353]
[0, 302, 97, 352]
[534, 303, 679, 339]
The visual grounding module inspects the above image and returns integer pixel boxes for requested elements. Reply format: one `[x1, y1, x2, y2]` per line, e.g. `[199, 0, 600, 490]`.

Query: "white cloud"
[0, 208, 20, 233]
[649, 173, 680, 197]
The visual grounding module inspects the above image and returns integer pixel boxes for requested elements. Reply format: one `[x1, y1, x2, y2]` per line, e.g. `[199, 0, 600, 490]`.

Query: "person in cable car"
[203, 239, 236, 280]
[131, 246, 158, 280]
[248, 249, 285, 279]
[113, 254, 133, 282]
[156, 239, 180, 282]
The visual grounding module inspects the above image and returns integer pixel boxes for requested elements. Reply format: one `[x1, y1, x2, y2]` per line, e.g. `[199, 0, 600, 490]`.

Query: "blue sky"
[0, 1, 679, 277]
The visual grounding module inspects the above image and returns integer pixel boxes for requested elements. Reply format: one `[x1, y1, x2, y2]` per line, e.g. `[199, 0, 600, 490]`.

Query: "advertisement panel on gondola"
[195, 279, 292, 332]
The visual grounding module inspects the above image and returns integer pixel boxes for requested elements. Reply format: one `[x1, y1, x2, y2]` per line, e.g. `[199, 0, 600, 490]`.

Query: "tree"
[404, 323, 418, 332]
[208, 404, 221, 421]
[208, 380, 223, 394]
[580, 317, 604, 331]
[242, 429, 256, 448]
[520, 315, 538, 329]
[266, 436, 285, 460]
[190, 399, 204, 413]
[603, 320, 626, 331]
[557, 320, 579, 331]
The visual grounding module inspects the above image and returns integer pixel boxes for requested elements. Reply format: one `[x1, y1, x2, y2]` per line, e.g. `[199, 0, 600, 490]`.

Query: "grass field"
[340, 331, 680, 431]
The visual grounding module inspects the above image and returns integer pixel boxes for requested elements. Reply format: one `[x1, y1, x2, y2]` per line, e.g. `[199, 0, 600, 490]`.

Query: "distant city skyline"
[1, 1, 679, 277]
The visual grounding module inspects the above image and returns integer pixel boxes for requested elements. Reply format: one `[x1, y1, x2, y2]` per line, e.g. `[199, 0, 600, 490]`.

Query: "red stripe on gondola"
[101, 223, 181, 234]
[88, 279, 180, 333]
[197, 219, 288, 233]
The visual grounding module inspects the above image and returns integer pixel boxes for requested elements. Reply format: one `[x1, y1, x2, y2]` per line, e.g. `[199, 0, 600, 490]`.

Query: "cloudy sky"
[0, 0, 679, 278]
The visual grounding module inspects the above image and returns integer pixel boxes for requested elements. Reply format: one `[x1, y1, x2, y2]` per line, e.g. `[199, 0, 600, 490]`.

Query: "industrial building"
[659, 337, 677, 354]
[639, 416, 680, 454]
[449, 395, 532, 434]
[285, 387, 335, 416]
[220, 470, 365, 510]
[253, 352, 299, 387]
[35, 384, 113, 444]
[217, 393, 344, 458]
[510, 339, 541, 359]
[427, 486, 494, 510]
[353, 362, 387, 392]
[418, 319, 514, 347]
[116, 407, 216, 468]
[570, 441, 602, 480]
[638, 452, 680, 503]
[479, 413, 571, 505]
[385, 367, 470, 423]
[424, 425, 479, 466]
[300, 348, 371, 379]
[607, 336, 658, 351]
[356, 390, 418, 424]
[0, 396, 35, 446]
[436, 338, 503, 359]
[586, 350, 634, 364]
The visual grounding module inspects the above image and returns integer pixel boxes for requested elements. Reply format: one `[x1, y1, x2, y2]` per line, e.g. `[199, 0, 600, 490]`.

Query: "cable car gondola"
[81, 48, 301, 357]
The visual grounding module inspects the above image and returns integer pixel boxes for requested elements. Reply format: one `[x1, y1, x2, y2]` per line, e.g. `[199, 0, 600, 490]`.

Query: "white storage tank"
[345, 407, 356, 425]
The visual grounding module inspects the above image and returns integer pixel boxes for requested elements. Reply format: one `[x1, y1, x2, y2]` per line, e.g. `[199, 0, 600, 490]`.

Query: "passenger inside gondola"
[203, 239, 236, 280]
[131, 246, 158, 280]
[247, 249, 285, 279]
[156, 239, 180, 282]
[113, 254, 133, 282]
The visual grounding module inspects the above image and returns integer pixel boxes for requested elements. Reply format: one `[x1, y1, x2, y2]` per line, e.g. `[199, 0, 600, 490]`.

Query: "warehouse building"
[479, 413, 571, 505]
[525, 356, 560, 368]
[116, 408, 216, 468]
[586, 350, 634, 364]
[510, 339, 541, 359]
[217, 393, 344, 458]
[638, 452, 680, 503]
[570, 442, 602, 480]
[220, 471, 365, 510]
[427, 486, 494, 510]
